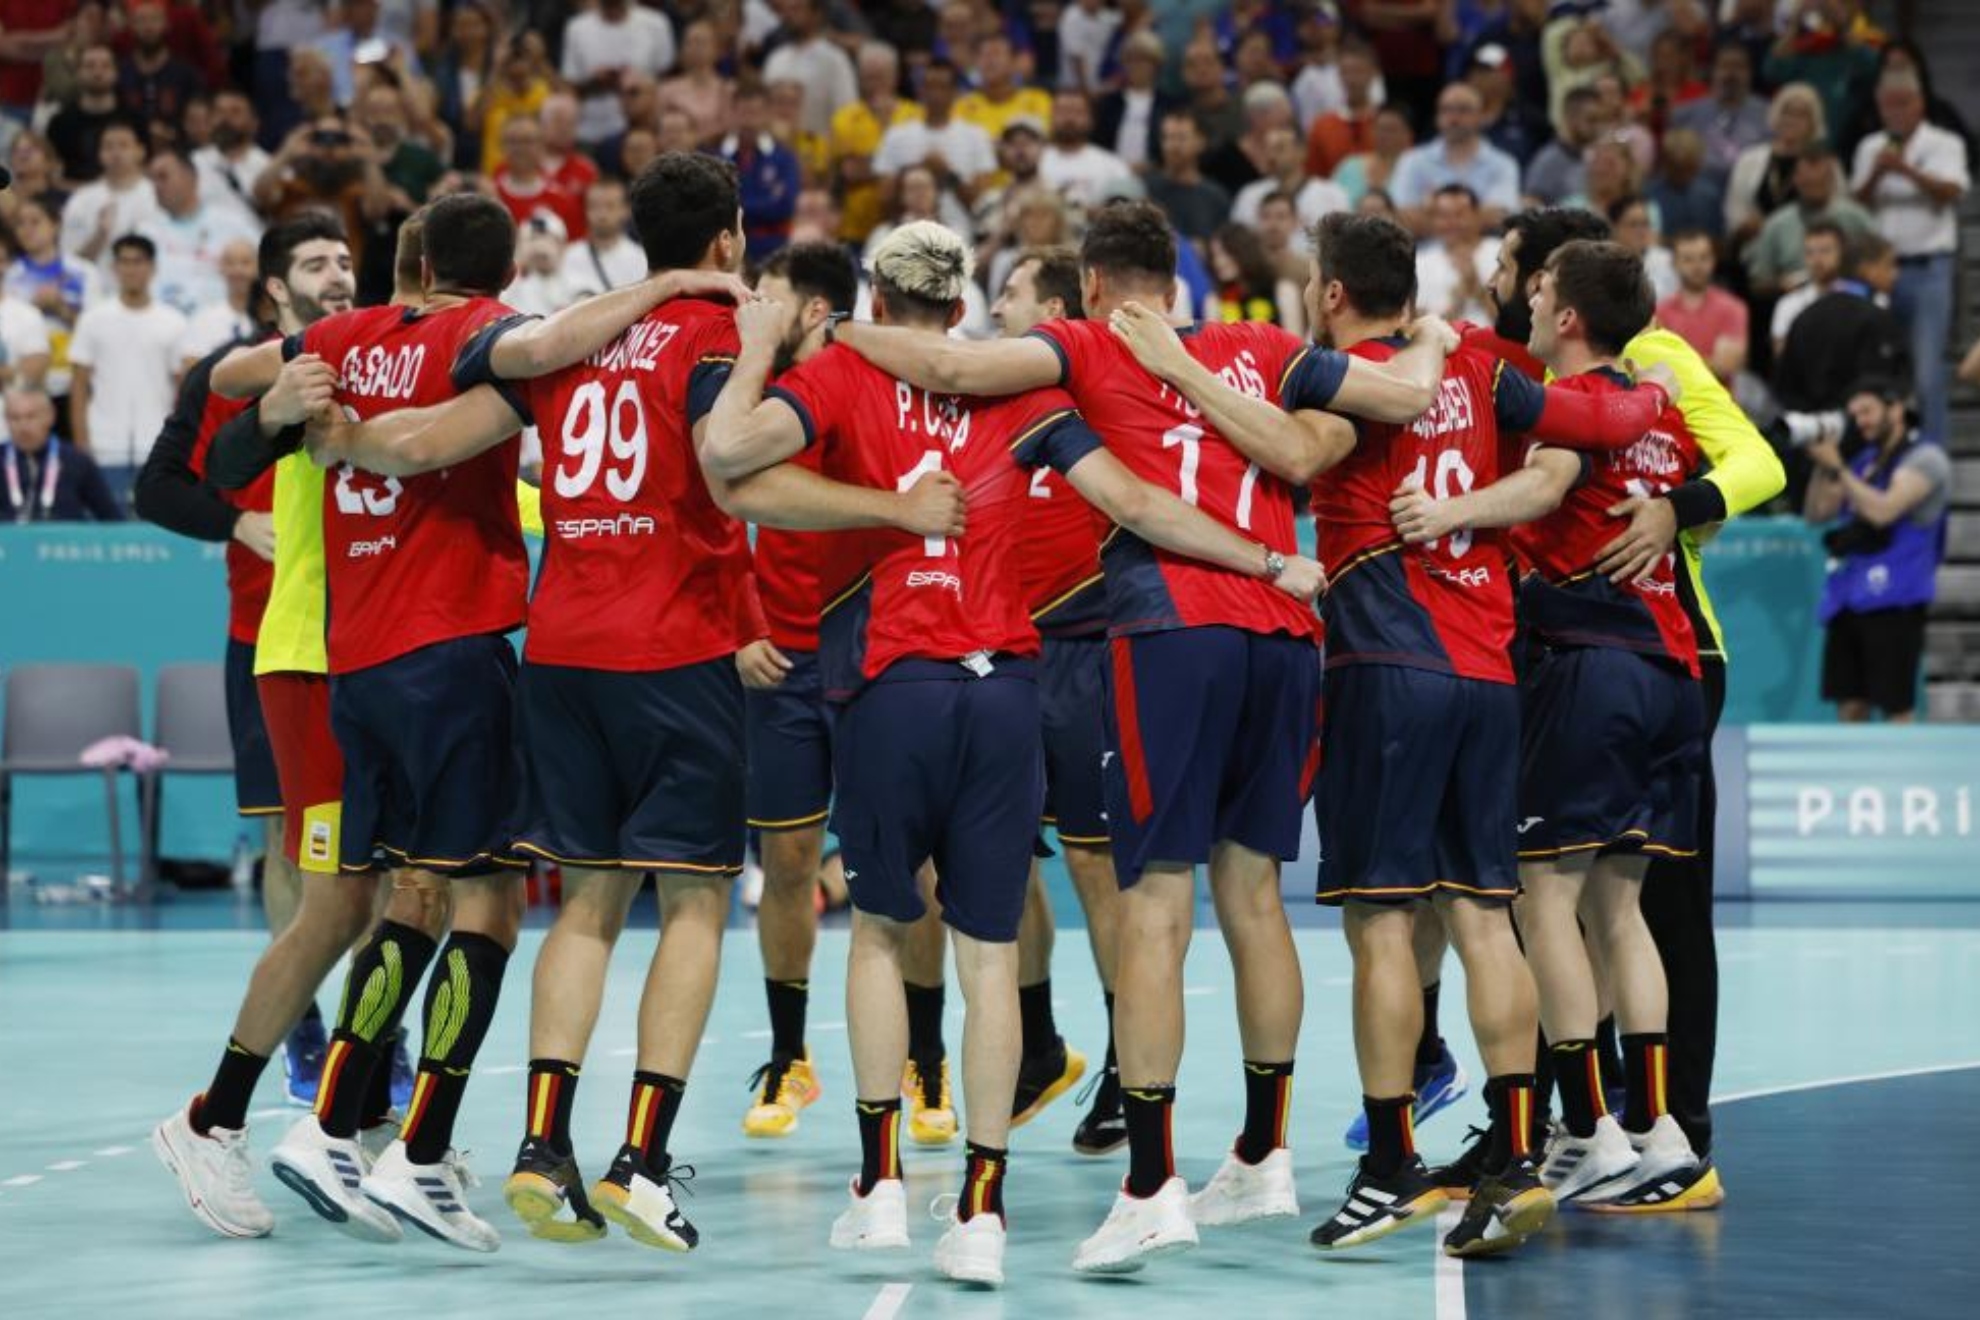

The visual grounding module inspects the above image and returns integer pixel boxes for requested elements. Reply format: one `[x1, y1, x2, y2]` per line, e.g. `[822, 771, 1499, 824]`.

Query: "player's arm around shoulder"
[833, 316, 1061, 396]
[486, 270, 754, 380]
[210, 338, 287, 400]
[1392, 444, 1581, 545]
[1330, 315, 1457, 423]
[701, 296, 810, 483]
[308, 385, 524, 477]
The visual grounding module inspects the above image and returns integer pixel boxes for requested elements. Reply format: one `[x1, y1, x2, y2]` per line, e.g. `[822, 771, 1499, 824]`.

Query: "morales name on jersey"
[1026, 317, 1320, 643]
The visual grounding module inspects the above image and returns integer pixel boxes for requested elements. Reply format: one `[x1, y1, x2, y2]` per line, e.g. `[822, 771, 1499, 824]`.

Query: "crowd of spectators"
[0, 0, 1969, 514]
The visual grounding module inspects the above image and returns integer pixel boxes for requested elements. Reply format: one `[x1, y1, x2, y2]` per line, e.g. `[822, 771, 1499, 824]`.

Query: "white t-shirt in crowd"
[179, 303, 257, 367]
[1415, 237, 1502, 324]
[763, 36, 859, 140]
[1111, 87, 1158, 168]
[140, 205, 263, 319]
[0, 296, 52, 441]
[61, 178, 164, 275]
[1232, 175, 1352, 231]
[4, 254, 103, 397]
[193, 145, 274, 231]
[873, 118, 997, 184]
[1850, 121, 1970, 257]
[559, 236, 648, 297]
[1040, 143, 1135, 209]
[67, 297, 188, 469]
[504, 269, 585, 318]
[1058, 5, 1122, 89]
[561, 7, 677, 144]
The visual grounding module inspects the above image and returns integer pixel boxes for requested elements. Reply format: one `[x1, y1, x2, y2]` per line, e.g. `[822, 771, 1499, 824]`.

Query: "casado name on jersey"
[340, 344, 429, 401]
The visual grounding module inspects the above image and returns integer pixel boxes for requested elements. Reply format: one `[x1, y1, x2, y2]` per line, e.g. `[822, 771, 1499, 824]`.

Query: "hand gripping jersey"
[287, 299, 528, 674]
[1509, 367, 1704, 676]
[768, 343, 1103, 700]
[455, 296, 767, 671]
[1026, 318, 1318, 641]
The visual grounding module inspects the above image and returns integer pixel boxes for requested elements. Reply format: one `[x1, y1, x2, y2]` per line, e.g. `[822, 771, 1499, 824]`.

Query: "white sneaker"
[592, 1146, 699, 1252]
[1072, 1177, 1199, 1274]
[152, 1100, 274, 1238]
[830, 1177, 910, 1250]
[268, 1115, 402, 1241]
[358, 1112, 403, 1166]
[1614, 1115, 1699, 1193]
[932, 1207, 1006, 1286]
[1189, 1146, 1300, 1226]
[1540, 1115, 1641, 1205]
[360, 1141, 500, 1253]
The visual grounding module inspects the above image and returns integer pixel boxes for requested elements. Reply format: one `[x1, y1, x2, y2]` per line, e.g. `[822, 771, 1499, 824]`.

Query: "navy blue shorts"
[1316, 665, 1519, 906]
[330, 634, 522, 874]
[1102, 626, 1322, 885]
[745, 648, 833, 832]
[515, 657, 746, 875]
[1040, 634, 1109, 847]
[1517, 646, 1705, 861]
[225, 637, 282, 817]
[831, 660, 1043, 942]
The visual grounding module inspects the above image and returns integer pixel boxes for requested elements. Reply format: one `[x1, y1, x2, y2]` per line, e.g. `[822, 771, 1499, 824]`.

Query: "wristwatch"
[1261, 548, 1287, 582]
[822, 311, 852, 345]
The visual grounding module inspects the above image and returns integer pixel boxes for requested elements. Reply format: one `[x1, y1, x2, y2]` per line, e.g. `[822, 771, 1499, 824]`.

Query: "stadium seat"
[142, 663, 235, 892]
[0, 664, 143, 903]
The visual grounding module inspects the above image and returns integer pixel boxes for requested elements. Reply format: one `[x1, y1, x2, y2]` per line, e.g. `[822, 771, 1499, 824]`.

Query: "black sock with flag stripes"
[856, 1098, 902, 1194]
[1122, 1084, 1176, 1197]
[526, 1059, 582, 1154]
[195, 1038, 270, 1133]
[1235, 1059, 1294, 1164]
[316, 920, 437, 1138]
[626, 1071, 687, 1175]
[401, 932, 510, 1164]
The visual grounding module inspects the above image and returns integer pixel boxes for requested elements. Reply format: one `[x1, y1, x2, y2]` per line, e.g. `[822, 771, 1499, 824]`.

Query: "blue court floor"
[3, 891, 1977, 1319]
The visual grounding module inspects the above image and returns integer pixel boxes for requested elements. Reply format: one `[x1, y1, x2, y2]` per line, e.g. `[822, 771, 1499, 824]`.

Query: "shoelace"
[660, 1160, 698, 1201]
[1073, 1064, 1118, 1109]
[747, 1059, 792, 1103]
[216, 1129, 259, 1198]
[442, 1149, 481, 1191]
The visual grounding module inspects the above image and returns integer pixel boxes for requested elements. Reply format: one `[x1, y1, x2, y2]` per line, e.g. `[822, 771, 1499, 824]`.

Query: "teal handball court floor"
[3, 885, 1978, 1319]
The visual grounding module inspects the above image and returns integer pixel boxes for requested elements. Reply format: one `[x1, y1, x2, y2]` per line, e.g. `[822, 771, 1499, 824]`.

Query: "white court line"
[862, 1282, 912, 1320]
[45, 1161, 85, 1172]
[3, 1175, 42, 1187]
[93, 1146, 132, 1157]
[1713, 1059, 1980, 1106]
[1433, 1205, 1466, 1320]
[482, 1065, 528, 1076]
[1183, 986, 1216, 997]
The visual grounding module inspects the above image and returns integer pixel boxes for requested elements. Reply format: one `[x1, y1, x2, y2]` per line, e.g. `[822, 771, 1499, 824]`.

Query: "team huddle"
[146, 148, 1781, 1287]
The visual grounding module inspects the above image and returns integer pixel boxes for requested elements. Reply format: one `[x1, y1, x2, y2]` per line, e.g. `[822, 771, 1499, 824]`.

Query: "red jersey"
[1017, 464, 1107, 638]
[290, 299, 528, 674]
[458, 297, 766, 671]
[1509, 368, 1703, 676]
[754, 448, 828, 653]
[769, 344, 1102, 699]
[493, 171, 587, 241]
[1027, 318, 1318, 641]
[186, 341, 274, 644]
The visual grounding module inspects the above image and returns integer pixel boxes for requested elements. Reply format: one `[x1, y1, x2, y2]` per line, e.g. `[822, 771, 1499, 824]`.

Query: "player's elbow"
[700, 433, 756, 483]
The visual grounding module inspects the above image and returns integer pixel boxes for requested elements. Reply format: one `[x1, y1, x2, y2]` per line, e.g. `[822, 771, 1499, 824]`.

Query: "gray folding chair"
[0, 664, 144, 904]
[143, 663, 236, 891]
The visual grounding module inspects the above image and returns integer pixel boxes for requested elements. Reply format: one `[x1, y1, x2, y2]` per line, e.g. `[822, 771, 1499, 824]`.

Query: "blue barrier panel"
[2, 526, 235, 873]
[1695, 516, 1829, 724]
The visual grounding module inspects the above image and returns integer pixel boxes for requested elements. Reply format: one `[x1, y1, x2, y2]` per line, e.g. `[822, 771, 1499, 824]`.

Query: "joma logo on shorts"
[348, 536, 398, 557]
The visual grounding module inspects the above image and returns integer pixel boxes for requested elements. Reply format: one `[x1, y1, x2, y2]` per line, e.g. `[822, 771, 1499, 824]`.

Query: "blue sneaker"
[1343, 1040, 1471, 1151]
[389, 1030, 415, 1111]
[283, 1010, 329, 1108]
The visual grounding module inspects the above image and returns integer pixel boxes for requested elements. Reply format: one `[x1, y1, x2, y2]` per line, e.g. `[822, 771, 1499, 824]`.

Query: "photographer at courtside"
[1800, 378, 1951, 723]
